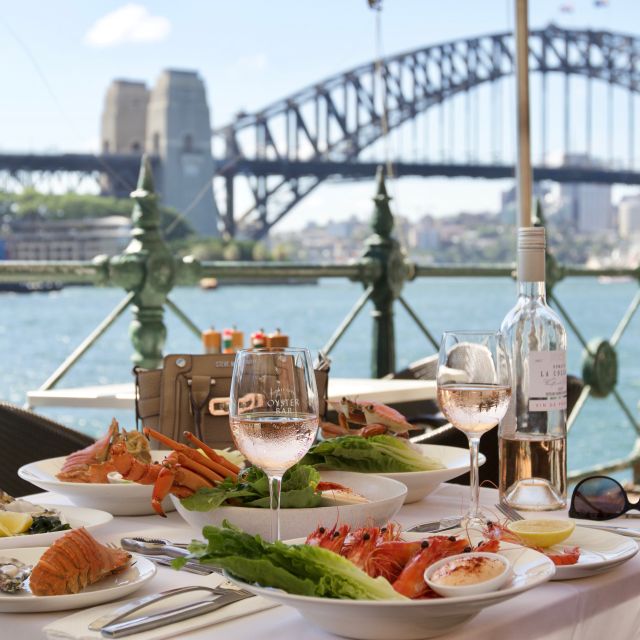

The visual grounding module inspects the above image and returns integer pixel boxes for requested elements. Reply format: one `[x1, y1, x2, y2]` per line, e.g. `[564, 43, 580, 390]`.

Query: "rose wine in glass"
[437, 331, 511, 527]
[229, 348, 319, 541]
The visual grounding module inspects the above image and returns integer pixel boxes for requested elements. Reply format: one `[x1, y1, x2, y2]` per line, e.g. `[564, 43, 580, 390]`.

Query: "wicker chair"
[0, 403, 93, 497]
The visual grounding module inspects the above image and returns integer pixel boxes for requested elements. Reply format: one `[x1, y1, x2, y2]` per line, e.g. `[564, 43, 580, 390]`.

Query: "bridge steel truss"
[216, 23, 640, 238]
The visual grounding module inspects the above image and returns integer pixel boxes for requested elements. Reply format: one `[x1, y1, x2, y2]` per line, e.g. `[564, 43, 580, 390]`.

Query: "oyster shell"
[0, 558, 31, 593]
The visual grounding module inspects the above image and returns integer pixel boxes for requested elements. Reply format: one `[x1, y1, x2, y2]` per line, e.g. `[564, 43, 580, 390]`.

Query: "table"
[25, 378, 437, 410]
[6, 485, 640, 639]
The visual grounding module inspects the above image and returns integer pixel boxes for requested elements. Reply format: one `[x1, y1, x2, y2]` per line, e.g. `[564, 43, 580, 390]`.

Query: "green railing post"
[107, 156, 177, 369]
[361, 167, 413, 377]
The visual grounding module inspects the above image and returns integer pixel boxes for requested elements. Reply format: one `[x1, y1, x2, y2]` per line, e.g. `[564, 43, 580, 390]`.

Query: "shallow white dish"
[548, 525, 638, 580]
[172, 470, 407, 540]
[377, 444, 486, 504]
[17, 452, 174, 516]
[0, 547, 155, 613]
[0, 505, 112, 549]
[424, 552, 511, 598]
[225, 531, 555, 640]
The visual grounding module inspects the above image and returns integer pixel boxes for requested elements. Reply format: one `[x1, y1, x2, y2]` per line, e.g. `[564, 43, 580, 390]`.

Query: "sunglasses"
[569, 475, 640, 521]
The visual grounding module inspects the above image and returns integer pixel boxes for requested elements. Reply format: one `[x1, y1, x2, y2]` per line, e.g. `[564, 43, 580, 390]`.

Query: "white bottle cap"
[518, 226, 546, 251]
[518, 227, 545, 282]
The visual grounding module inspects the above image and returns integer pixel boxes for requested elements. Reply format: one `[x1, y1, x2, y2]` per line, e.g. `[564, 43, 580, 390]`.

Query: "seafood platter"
[4, 398, 639, 636]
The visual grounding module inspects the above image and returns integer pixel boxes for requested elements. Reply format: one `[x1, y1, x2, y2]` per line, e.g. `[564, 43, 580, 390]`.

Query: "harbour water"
[0, 277, 638, 477]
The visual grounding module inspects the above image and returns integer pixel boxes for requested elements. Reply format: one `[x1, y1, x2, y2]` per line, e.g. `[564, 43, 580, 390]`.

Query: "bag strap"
[188, 376, 216, 440]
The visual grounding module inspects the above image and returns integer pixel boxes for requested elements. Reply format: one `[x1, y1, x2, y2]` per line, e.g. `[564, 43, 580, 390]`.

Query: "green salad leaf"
[183, 521, 405, 601]
[301, 434, 445, 473]
[180, 464, 323, 512]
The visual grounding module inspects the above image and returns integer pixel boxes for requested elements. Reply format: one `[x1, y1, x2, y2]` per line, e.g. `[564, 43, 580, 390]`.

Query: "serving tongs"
[120, 536, 192, 559]
[120, 536, 219, 574]
[89, 585, 253, 638]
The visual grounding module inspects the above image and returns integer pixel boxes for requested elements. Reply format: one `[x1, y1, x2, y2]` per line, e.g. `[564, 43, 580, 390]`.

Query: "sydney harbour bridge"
[2, 23, 640, 239]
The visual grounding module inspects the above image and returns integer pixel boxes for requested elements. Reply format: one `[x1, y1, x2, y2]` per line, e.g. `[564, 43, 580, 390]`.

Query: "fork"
[496, 501, 523, 521]
[495, 501, 640, 538]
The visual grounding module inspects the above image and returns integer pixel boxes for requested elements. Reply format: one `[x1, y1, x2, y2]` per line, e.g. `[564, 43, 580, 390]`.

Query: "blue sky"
[2, 0, 638, 229]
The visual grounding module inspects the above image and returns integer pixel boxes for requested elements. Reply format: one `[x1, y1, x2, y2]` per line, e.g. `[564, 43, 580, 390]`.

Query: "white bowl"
[224, 532, 554, 640]
[172, 470, 407, 540]
[17, 452, 174, 517]
[424, 552, 511, 598]
[377, 444, 485, 504]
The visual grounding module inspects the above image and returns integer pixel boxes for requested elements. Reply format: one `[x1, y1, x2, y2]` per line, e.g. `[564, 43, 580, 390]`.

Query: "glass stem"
[468, 436, 481, 520]
[268, 474, 283, 542]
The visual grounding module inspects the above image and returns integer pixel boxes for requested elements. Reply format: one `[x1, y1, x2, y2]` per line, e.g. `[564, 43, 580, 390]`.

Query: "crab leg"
[182, 432, 240, 474]
[143, 427, 237, 480]
[175, 452, 224, 484]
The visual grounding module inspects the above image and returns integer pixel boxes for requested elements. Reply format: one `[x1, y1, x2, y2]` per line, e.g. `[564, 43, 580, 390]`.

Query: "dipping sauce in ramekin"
[424, 552, 511, 597]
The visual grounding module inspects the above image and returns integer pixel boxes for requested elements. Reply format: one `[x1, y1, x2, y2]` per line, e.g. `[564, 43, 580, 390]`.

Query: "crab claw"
[151, 464, 175, 517]
[362, 402, 413, 434]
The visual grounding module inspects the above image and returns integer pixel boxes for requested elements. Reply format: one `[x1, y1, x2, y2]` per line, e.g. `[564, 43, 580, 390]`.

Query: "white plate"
[0, 505, 112, 549]
[17, 452, 175, 516]
[172, 470, 407, 540]
[377, 444, 486, 504]
[224, 531, 555, 640]
[0, 547, 156, 613]
[549, 525, 638, 580]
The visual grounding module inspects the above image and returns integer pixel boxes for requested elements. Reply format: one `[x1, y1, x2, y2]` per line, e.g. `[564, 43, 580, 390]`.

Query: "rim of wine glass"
[235, 347, 312, 355]
[441, 330, 504, 337]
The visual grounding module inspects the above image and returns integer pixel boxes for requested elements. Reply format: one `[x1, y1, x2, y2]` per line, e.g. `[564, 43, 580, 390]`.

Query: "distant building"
[101, 80, 149, 154]
[5, 216, 131, 260]
[545, 154, 613, 233]
[618, 195, 640, 238]
[499, 184, 550, 225]
[408, 215, 440, 250]
[101, 70, 219, 237]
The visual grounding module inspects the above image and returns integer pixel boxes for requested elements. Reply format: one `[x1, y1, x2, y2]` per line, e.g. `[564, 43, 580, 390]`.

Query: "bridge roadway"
[2, 153, 640, 186]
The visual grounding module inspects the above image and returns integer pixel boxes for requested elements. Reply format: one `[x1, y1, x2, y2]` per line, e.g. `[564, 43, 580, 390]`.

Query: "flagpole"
[515, 0, 532, 227]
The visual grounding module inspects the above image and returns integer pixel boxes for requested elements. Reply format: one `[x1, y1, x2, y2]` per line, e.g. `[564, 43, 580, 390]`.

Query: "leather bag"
[134, 353, 329, 449]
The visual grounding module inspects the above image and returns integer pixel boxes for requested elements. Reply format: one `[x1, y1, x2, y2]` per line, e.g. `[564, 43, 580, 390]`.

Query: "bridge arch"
[215, 23, 640, 238]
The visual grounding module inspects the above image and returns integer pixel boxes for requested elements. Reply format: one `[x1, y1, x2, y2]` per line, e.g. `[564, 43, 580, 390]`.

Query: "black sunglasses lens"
[571, 477, 626, 520]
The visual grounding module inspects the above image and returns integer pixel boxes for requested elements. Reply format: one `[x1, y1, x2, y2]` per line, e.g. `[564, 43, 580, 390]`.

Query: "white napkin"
[43, 582, 277, 640]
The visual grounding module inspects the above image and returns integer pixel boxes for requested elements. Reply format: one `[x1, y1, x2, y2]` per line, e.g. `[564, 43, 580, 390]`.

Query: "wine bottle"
[498, 227, 567, 510]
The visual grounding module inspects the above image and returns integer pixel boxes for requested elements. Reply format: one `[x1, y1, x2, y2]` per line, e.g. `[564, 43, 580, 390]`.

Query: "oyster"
[0, 558, 31, 593]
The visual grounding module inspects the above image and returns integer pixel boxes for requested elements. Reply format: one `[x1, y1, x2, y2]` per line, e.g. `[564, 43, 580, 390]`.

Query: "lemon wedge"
[0, 512, 33, 536]
[507, 519, 575, 548]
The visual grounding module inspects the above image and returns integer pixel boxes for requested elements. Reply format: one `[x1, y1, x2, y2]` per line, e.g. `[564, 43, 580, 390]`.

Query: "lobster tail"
[29, 528, 131, 596]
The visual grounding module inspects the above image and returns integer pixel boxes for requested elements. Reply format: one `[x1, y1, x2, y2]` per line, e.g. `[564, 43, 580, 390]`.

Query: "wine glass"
[436, 331, 512, 528]
[229, 347, 319, 541]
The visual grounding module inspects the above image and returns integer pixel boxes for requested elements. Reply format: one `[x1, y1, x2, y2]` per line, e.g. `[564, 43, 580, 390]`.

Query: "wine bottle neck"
[518, 280, 546, 300]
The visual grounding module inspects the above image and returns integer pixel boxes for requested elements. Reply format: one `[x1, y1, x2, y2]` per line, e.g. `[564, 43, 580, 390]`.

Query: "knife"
[89, 586, 253, 638]
[405, 517, 462, 533]
[576, 523, 640, 538]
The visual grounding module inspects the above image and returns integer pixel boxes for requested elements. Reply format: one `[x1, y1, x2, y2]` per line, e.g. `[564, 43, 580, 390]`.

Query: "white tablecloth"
[5, 485, 640, 640]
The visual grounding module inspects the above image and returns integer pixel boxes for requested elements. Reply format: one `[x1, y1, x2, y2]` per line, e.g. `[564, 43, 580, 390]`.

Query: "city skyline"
[3, 1, 640, 230]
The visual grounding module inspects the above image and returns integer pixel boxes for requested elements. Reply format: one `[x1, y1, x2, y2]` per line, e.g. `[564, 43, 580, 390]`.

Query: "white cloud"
[235, 53, 268, 72]
[84, 4, 171, 47]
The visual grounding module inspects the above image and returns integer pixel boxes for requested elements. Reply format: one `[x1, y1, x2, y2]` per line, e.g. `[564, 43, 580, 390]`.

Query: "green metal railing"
[1, 158, 639, 481]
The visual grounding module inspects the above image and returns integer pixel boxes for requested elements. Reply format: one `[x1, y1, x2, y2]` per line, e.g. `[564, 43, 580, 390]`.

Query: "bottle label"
[528, 350, 567, 411]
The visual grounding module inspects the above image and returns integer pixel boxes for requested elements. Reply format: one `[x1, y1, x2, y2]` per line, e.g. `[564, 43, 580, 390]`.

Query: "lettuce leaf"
[187, 521, 405, 601]
[301, 435, 444, 473]
[180, 464, 323, 511]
